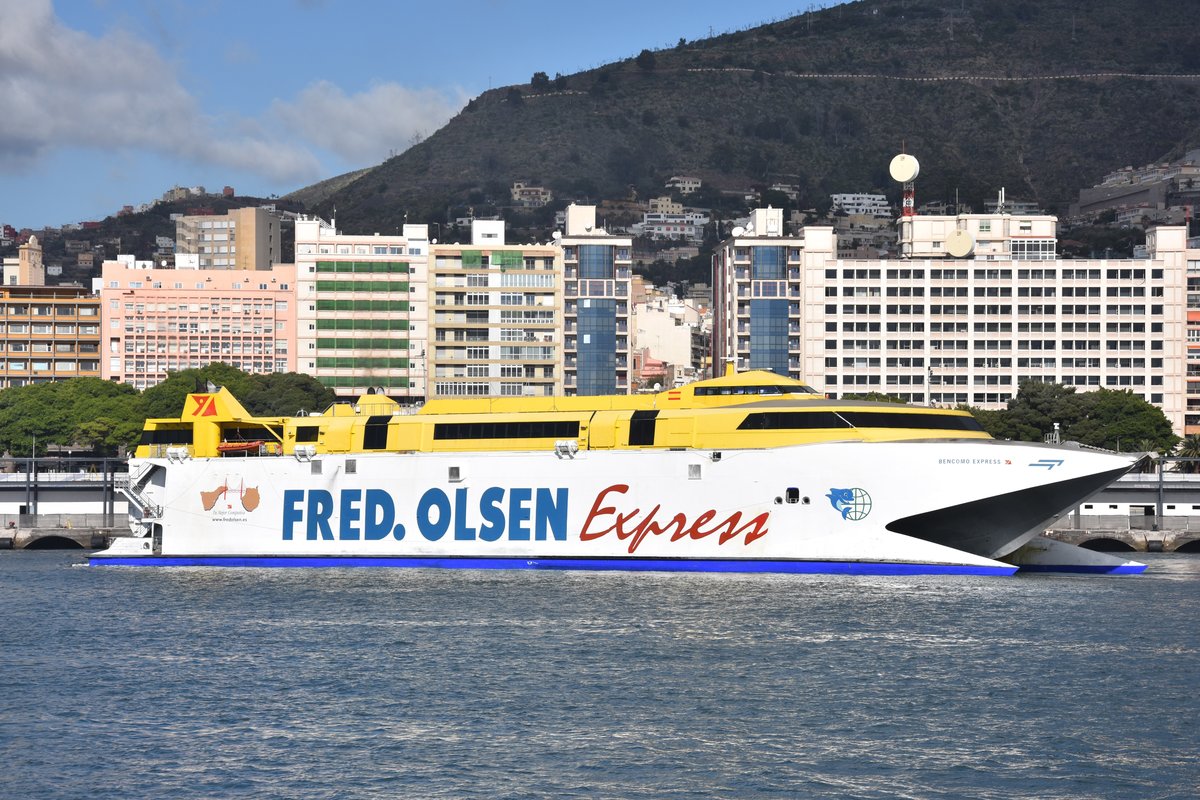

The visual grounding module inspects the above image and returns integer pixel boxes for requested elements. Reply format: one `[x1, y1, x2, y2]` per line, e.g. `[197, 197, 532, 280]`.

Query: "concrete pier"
[0, 527, 117, 550]
[1044, 528, 1200, 553]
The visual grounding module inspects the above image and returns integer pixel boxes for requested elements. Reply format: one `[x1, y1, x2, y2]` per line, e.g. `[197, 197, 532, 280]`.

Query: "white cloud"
[270, 81, 469, 164]
[0, 1, 462, 185]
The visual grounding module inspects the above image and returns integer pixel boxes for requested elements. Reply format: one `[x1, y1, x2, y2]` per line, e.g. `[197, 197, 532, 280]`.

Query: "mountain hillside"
[307, 0, 1200, 233]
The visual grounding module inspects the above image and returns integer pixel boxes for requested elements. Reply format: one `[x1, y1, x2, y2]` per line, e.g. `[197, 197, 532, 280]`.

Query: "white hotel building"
[714, 207, 1197, 436]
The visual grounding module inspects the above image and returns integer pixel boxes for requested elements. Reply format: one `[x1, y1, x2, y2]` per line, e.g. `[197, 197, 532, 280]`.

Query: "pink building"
[99, 257, 297, 389]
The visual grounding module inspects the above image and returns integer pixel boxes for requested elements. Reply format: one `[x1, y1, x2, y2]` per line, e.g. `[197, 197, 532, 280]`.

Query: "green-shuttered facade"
[294, 217, 428, 398]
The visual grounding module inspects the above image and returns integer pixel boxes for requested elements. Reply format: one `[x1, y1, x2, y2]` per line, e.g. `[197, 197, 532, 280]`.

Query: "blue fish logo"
[827, 488, 855, 519]
[827, 488, 872, 521]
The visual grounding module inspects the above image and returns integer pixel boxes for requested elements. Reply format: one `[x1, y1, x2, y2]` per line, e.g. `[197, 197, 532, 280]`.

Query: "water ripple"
[1, 552, 1198, 799]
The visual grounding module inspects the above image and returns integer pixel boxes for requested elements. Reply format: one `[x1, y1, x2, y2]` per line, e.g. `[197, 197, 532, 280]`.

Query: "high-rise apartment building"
[560, 204, 633, 395]
[98, 257, 296, 390]
[427, 220, 562, 397]
[175, 207, 280, 270]
[713, 207, 1195, 435]
[712, 207, 805, 381]
[293, 217, 427, 398]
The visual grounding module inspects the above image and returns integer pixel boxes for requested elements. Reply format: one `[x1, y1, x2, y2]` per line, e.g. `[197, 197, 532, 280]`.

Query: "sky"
[0, 0, 822, 231]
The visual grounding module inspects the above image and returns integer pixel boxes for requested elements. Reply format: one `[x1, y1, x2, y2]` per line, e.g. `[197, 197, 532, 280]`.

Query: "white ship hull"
[92, 438, 1142, 575]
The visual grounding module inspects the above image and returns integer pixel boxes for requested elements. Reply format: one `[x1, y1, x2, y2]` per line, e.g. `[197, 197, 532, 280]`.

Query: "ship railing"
[114, 472, 163, 521]
[145, 444, 195, 459]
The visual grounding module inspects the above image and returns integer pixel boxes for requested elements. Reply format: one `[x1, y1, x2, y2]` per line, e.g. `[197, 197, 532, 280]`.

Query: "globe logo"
[826, 487, 872, 521]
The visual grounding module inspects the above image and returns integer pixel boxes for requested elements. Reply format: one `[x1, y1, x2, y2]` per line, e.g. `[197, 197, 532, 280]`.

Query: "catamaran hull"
[91, 439, 1142, 575]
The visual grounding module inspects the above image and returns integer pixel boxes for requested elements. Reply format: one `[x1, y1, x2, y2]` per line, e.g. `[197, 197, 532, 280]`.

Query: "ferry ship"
[91, 370, 1145, 575]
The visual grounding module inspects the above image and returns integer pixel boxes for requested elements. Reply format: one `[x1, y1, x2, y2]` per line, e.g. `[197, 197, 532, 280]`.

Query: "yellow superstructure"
[133, 370, 992, 460]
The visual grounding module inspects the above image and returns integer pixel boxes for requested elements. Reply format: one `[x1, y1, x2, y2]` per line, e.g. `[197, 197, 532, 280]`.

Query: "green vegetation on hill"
[308, 0, 1200, 237]
[7, 0, 1195, 273]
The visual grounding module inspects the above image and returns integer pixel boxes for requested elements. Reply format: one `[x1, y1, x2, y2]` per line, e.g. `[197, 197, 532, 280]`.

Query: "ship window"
[738, 411, 983, 432]
[786, 488, 800, 504]
[363, 416, 390, 450]
[688, 464, 701, 480]
[295, 426, 320, 443]
[629, 410, 658, 446]
[433, 420, 580, 440]
[311, 461, 322, 475]
[838, 412, 984, 431]
[694, 384, 819, 396]
[449, 466, 461, 482]
[139, 427, 194, 445]
[738, 411, 850, 430]
[346, 459, 357, 474]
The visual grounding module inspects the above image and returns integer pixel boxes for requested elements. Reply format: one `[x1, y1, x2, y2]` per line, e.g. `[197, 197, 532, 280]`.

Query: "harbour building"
[427, 221, 562, 398]
[712, 207, 1195, 436]
[98, 257, 296, 390]
[560, 204, 634, 395]
[293, 217, 428, 399]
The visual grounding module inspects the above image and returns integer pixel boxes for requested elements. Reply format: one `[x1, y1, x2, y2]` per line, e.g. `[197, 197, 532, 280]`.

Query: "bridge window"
[694, 384, 819, 396]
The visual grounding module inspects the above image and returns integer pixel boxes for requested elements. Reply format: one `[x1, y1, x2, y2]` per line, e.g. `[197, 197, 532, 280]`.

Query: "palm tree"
[1173, 434, 1200, 473]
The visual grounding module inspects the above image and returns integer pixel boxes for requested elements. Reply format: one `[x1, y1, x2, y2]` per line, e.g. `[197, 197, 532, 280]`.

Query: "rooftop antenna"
[890, 149, 920, 258]
[889, 151, 920, 218]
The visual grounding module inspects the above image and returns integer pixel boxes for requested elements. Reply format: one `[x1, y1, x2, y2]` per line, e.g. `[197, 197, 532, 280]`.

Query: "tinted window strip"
[839, 412, 984, 431]
[738, 411, 982, 432]
[738, 412, 850, 430]
[694, 385, 818, 396]
[433, 421, 581, 441]
[139, 429, 195, 445]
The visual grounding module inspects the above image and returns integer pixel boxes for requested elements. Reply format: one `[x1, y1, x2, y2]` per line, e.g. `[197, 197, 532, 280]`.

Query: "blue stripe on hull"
[89, 554, 1017, 576]
[1015, 563, 1147, 575]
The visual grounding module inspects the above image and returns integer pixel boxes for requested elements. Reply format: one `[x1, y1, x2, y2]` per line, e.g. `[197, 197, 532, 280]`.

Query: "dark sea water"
[2, 551, 1198, 800]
